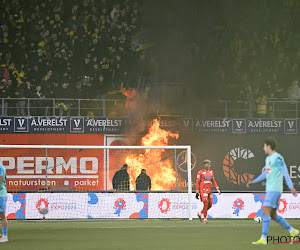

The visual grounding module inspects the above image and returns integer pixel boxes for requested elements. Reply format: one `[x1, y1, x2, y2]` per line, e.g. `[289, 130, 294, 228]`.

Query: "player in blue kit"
[0, 163, 8, 242]
[247, 137, 298, 245]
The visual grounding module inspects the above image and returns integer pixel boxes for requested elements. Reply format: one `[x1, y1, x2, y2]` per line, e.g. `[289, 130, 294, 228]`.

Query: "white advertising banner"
[4, 193, 300, 219]
[148, 193, 197, 218]
[149, 193, 300, 219]
[87, 193, 148, 219]
[6, 193, 26, 219]
[25, 193, 88, 219]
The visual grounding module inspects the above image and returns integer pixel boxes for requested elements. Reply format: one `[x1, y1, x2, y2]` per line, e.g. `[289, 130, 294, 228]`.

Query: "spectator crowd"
[0, 0, 157, 116]
[182, 0, 300, 118]
[0, 0, 299, 118]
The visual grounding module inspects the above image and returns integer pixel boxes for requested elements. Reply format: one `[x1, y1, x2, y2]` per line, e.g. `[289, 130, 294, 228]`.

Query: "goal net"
[0, 145, 192, 220]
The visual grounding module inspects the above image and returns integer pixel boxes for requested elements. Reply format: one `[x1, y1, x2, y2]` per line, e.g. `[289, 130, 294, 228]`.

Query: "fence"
[1, 97, 299, 118]
[0, 98, 129, 117]
[205, 99, 300, 118]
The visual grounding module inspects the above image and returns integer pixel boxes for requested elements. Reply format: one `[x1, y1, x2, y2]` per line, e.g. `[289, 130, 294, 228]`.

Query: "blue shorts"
[263, 191, 281, 209]
[0, 197, 7, 212]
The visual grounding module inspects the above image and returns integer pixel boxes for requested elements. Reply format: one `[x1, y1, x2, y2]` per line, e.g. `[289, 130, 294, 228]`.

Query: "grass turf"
[1, 219, 300, 249]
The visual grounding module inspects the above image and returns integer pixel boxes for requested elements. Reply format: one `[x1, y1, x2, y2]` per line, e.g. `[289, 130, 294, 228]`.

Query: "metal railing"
[0, 98, 130, 117]
[206, 99, 299, 118]
[1, 97, 300, 118]
[0, 83, 185, 117]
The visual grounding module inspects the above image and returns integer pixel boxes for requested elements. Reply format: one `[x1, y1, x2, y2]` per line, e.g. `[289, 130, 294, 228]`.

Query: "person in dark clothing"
[27, 65, 42, 86]
[112, 164, 130, 191]
[94, 74, 109, 117]
[94, 74, 109, 99]
[135, 169, 151, 191]
[15, 79, 33, 116]
[80, 56, 94, 80]
[100, 56, 111, 82]
[0, 81, 9, 116]
[73, 81, 87, 116]
[56, 82, 73, 116]
[112, 54, 127, 89]
[136, 54, 148, 94]
[31, 85, 48, 116]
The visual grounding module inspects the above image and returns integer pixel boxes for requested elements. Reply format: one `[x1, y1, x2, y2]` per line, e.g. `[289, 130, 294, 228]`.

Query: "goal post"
[0, 144, 193, 220]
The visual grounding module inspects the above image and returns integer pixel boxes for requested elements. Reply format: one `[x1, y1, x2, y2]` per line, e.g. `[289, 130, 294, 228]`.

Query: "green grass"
[1, 219, 300, 249]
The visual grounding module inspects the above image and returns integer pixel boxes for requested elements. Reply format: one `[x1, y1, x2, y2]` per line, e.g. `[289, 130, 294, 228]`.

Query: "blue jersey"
[0, 164, 7, 197]
[253, 152, 294, 193]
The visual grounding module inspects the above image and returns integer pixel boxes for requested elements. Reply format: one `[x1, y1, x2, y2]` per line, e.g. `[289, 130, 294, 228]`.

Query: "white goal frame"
[0, 145, 193, 220]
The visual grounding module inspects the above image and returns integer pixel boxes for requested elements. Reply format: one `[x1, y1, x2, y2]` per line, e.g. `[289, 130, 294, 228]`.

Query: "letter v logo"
[74, 119, 81, 128]
[236, 120, 242, 129]
[18, 119, 25, 127]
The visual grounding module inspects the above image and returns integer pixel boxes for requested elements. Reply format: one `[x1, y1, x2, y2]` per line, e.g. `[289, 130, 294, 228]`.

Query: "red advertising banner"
[0, 134, 105, 191]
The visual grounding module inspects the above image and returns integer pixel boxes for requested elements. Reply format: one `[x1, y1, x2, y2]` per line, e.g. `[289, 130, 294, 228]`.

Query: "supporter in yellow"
[15, 70, 25, 81]
[257, 94, 267, 118]
[55, 14, 60, 21]
[38, 41, 46, 48]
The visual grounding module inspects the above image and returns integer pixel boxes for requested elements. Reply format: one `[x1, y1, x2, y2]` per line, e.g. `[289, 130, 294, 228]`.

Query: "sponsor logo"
[114, 198, 126, 217]
[158, 198, 171, 214]
[0, 156, 98, 177]
[284, 119, 297, 134]
[232, 119, 246, 133]
[70, 118, 84, 133]
[0, 118, 12, 131]
[247, 120, 282, 128]
[278, 199, 288, 214]
[36, 198, 77, 213]
[247, 120, 283, 133]
[0, 118, 11, 126]
[124, 119, 193, 130]
[86, 118, 123, 133]
[223, 147, 255, 185]
[36, 198, 49, 212]
[30, 117, 68, 127]
[232, 198, 244, 216]
[195, 119, 231, 133]
[177, 151, 197, 172]
[30, 117, 68, 132]
[289, 166, 300, 180]
[182, 118, 193, 130]
[14, 117, 29, 132]
[288, 203, 300, 210]
[49, 203, 77, 210]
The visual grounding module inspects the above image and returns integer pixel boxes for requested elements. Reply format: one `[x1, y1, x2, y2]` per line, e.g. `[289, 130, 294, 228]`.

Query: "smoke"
[140, 0, 293, 117]
[139, 0, 224, 118]
[142, 1, 218, 88]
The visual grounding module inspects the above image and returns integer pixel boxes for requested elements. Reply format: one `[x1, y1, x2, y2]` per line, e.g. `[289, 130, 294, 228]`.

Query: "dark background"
[177, 134, 300, 192]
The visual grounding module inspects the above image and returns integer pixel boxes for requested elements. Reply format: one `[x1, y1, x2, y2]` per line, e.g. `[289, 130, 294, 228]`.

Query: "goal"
[0, 144, 193, 220]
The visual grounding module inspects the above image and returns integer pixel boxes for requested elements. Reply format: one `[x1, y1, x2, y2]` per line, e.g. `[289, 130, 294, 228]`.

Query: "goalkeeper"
[247, 137, 298, 245]
[195, 159, 221, 224]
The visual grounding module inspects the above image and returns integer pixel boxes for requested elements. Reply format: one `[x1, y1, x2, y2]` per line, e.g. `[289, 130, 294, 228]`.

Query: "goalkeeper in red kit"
[195, 159, 221, 223]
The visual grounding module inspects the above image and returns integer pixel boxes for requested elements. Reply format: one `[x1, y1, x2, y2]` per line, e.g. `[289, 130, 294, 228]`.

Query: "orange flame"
[125, 119, 179, 190]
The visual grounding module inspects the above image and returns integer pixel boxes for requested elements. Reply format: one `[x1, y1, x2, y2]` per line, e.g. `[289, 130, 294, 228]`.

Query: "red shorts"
[200, 192, 213, 203]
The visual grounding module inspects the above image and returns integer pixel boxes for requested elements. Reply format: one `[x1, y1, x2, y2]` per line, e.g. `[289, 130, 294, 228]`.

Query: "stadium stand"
[0, 0, 299, 118]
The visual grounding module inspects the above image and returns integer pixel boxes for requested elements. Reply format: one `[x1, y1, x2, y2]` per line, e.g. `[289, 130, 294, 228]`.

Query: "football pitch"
[1, 219, 300, 249]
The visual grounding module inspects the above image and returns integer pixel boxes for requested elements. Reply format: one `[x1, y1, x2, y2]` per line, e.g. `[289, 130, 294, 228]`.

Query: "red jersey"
[196, 169, 219, 193]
